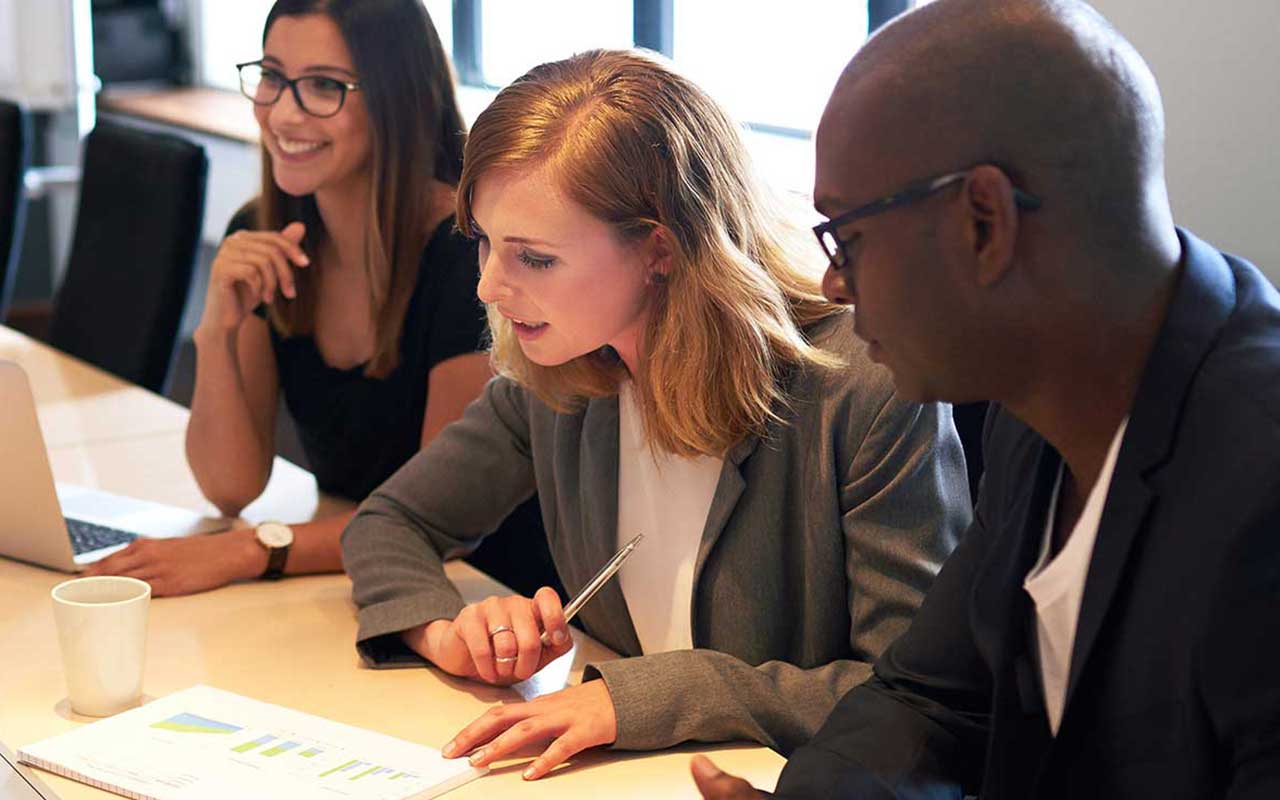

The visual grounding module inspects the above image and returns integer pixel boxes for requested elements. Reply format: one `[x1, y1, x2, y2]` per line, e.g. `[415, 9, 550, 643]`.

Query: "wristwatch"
[254, 522, 294, 580]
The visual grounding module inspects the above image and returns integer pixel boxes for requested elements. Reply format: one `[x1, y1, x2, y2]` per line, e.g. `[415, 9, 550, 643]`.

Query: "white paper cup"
[51, 576, 151, 717]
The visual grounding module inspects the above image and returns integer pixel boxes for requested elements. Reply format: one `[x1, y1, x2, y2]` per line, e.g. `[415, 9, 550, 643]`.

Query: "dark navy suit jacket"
[776, 230, 1280, 799]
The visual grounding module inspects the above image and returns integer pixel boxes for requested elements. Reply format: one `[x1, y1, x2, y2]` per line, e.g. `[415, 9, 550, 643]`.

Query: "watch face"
[257, 522, 294, 548]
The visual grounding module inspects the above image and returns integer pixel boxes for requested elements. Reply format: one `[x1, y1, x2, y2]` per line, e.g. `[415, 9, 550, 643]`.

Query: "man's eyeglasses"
[236, 60, 361, 119]
[813, 168, 1043, 268]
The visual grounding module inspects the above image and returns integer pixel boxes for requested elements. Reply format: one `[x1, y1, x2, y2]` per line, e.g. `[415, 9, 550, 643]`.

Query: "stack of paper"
[18, 685, 484, 800]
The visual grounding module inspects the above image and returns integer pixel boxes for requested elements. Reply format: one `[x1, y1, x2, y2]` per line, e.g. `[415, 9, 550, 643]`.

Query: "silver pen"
[540, 534, 644, 646]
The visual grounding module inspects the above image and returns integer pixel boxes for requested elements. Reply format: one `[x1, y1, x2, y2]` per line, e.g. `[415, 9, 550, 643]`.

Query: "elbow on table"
[194, 465, 272, 519]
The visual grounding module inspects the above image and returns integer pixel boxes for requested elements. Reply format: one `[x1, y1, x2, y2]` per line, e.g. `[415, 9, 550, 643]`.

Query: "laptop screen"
[0, 741, 56, 800]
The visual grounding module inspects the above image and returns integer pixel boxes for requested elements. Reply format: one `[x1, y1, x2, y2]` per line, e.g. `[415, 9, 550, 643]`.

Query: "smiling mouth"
[274, 135, 328, 155]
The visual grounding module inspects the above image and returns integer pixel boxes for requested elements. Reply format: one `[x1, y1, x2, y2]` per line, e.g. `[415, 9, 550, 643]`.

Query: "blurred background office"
[0, 0, 1276, 468]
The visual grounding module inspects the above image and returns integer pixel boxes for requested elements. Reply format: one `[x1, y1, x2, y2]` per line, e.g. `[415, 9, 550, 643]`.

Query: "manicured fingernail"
[468, 749, 485, 766]
[298, 254, 310, 265]
[552, 630, 567, 646]
[522, 766, 536, 780]
[442, 740, 457, 757]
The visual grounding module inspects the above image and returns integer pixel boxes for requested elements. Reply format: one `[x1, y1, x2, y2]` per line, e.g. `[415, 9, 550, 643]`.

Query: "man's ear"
[961, 165, 1020, 287]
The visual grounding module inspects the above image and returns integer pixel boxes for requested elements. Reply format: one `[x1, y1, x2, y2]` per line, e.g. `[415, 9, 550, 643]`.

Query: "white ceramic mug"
[51, 576, 151, 717]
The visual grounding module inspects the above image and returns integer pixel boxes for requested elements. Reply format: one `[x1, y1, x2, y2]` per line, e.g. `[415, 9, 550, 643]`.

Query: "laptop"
[0, 360, 230, 571]
[0, 739, 57, 800]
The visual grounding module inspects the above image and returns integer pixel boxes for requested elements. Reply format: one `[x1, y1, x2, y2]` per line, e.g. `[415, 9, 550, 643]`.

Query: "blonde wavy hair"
[457, 49, 842, 457]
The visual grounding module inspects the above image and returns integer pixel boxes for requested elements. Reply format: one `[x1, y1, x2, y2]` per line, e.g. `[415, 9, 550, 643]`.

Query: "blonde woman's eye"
[517, 250, 555, 270]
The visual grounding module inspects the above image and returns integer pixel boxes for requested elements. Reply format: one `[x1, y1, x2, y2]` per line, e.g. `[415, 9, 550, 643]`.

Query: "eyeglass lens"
[240, 64, 347, 117]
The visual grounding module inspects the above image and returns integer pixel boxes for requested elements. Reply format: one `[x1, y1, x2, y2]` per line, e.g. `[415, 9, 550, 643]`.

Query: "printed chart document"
[18, 685, 485, 800]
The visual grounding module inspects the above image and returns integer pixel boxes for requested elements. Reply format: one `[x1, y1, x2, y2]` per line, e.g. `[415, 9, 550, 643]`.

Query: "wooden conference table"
[0, 326, 785, 798]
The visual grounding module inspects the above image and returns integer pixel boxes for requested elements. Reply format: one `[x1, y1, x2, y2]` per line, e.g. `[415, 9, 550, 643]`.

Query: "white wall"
[1090, 0, 1280, 284]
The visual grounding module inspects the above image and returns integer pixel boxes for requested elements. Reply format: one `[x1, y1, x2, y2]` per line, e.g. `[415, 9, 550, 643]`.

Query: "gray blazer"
[341, 311, 971, 753]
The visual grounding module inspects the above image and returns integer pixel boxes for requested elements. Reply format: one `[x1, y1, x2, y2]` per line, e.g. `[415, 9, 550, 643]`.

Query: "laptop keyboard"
[66, 518, 137, 555]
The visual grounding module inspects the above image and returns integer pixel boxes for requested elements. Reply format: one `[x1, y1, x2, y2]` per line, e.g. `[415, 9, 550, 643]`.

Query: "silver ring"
[494, 655, 518, 664]
[488, 625, 514, 638]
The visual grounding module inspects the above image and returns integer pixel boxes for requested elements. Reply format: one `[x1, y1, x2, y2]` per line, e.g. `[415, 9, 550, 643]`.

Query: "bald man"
[693, 0, 1280, 797]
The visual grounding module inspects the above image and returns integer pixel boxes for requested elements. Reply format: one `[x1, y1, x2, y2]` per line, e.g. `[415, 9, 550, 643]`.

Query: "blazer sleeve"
[1202, 498, 1280, 799]
[340, 377, 538, 644]
[585, 391, 972, 753]
[773, 412, 1007, 799]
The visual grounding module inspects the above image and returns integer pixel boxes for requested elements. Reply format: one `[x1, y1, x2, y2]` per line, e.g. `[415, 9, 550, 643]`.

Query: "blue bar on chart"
[231, 734, 277, 754]
[260, 741, 300, 757]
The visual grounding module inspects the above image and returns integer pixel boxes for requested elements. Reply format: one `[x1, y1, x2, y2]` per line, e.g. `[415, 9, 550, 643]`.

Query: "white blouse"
[615, 382, 724, 654]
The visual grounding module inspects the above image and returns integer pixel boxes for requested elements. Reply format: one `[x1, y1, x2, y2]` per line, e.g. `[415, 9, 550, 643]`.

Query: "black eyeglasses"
[236, 60, 361, 119]
[813, 168, 1043, 268]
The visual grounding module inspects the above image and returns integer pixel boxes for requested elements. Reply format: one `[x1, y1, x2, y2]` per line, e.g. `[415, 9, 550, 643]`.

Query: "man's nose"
[822, 262, 856, 306]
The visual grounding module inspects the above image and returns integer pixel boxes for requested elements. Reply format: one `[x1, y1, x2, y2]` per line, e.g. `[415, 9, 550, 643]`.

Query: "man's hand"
[691, 755, 768, 799]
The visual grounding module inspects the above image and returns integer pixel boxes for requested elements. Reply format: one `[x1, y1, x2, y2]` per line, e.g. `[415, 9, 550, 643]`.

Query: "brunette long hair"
[257, 0, 465, 377]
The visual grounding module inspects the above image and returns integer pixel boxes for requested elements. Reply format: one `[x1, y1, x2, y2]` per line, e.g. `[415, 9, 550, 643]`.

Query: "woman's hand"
[82, 529, 266, 597]
[406, 587, 573, 685]
[442, 680, 618, 780]
[199, 222, 309, 334]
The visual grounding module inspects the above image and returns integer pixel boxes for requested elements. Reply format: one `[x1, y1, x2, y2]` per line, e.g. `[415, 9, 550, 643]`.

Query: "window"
[194, 1, 923, 189]
[196, 1, 452, 90]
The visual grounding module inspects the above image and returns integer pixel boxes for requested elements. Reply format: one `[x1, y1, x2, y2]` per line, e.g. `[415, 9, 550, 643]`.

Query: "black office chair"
[48, 120, 208, 394]
[953, 400, 989, 507]
[0, 99, 31, 322]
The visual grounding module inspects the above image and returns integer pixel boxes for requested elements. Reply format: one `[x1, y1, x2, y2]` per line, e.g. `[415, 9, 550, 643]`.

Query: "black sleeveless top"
[232, 207, 484, 499]
[228, 205, 561, 600]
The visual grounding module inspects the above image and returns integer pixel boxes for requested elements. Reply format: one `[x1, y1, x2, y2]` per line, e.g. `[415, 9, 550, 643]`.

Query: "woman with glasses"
[342, 49, 972, 779]
[87, 0, 555, 600]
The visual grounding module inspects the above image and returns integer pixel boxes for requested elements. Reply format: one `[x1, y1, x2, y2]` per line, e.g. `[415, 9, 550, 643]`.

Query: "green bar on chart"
[232, 734, 277, 753]
[351, 765, 381, 781]
[299, 748, 322, 758]
[320, 759, 359, 778]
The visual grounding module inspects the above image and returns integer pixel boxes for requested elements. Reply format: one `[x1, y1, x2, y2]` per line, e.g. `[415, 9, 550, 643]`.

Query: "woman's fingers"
[507, 598, 543, 681]
[447, 682, 617, 779]
[233, 240, 292, 301]
[532, 586, 571, 654]
[453, 607, 500, 684]
[443, 702, 528, 760]
[520, 732, 586, 781]
[482, 597, 519, 682]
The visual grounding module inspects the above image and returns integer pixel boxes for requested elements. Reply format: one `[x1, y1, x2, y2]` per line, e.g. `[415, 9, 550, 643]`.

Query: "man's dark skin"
[689, 0, 1186, 795]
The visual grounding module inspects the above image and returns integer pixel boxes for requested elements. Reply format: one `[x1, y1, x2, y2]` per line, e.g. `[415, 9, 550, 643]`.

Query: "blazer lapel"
[573, 395, 643, 656]
[689, 434, 761, 643]
[971, 439, 1060, 686]
[1061, 228, 1237, 712]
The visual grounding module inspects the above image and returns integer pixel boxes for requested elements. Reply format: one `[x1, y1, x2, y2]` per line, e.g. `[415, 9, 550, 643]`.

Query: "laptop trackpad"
[56, 484, 232, 538]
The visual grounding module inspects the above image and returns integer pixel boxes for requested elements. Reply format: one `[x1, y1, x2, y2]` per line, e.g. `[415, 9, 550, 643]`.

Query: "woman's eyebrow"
[261, 55, 356, 78]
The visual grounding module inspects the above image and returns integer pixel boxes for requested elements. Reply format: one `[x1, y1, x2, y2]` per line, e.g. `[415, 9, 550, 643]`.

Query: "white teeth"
[513, 318, 546, 328]
[276, 137, 325, 154]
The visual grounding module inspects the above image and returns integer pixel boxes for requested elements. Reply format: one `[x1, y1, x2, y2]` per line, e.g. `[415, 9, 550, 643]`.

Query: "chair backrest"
[0, 99, 31, 321]
[48, 120, 208, 394]
[952, 400, 989, 507]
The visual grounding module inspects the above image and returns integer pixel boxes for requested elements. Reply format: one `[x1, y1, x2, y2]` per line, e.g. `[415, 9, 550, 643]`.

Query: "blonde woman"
[342, 50, 971, 778]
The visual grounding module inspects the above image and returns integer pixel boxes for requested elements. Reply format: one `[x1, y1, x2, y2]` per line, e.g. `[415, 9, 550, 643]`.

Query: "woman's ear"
[644, 227, 675, 285]
[961, 166, 1020, 288]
